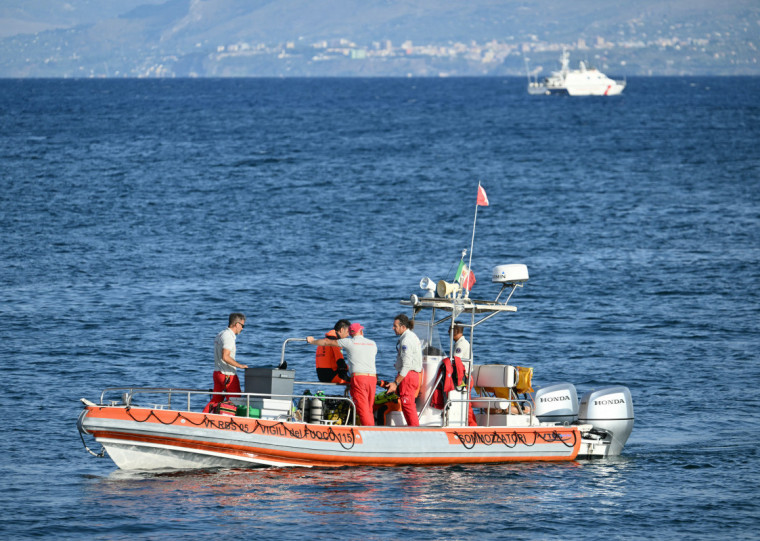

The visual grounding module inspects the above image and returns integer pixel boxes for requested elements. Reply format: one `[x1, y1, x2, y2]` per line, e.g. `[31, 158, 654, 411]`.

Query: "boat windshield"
[412, 320, 444, 357]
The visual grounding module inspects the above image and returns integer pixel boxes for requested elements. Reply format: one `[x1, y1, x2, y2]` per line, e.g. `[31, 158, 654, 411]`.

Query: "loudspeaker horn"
[436, 280, 461, 298]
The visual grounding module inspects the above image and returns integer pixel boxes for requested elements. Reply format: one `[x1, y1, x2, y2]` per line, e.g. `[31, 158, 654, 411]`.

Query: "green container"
[236, 405, 261, 418]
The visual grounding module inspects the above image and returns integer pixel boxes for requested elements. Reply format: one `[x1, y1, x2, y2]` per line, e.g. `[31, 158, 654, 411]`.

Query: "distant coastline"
[0, 33, 760, 78]
[2, 0, 757, 78]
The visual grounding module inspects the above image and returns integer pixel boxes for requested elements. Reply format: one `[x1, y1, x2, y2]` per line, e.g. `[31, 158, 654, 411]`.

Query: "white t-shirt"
[214, 327, 237, 375]
[337, 335, 377, 375]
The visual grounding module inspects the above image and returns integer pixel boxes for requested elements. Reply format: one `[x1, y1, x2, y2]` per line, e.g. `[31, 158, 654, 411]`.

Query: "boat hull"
[567, 82, 625, 96]
[528, 82, 625, 96]
[80, 405, 581, 470]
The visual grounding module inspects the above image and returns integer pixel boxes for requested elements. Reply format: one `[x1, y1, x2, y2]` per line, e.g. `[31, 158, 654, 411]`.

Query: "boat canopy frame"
[402, 281, 524, 361]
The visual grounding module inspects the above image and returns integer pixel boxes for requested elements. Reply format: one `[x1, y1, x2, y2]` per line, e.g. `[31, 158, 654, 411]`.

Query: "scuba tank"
[309, 391, 325, 423]
[299, 390, 312, 423]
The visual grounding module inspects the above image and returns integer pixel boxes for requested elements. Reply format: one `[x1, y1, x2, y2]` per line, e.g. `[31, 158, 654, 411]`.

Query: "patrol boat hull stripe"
[81, 406, 580, 469]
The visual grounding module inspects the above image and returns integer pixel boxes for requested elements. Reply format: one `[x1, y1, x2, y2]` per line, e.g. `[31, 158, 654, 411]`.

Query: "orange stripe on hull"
[85, 406, 580, 467]
[87, 406, 363, 445]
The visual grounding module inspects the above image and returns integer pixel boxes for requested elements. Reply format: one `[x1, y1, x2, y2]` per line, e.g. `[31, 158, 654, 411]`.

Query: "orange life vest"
[316, 330, 343, 369]
[316, 330, 349, 384]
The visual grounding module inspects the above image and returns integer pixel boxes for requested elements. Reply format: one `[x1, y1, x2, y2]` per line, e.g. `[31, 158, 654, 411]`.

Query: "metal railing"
[97, 386, 356, 426]
[450, 395, 536, 427]
[93, 385, 540, 428]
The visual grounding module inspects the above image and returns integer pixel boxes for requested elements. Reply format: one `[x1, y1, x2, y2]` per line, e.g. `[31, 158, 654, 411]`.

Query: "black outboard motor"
[578, 386, 634, 456]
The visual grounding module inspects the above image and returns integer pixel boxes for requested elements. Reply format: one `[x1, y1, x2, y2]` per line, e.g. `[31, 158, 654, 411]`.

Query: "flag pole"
[465, 181, 480, 298]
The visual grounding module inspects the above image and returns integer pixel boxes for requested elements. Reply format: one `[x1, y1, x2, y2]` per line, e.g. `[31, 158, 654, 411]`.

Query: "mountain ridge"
[1, 0, 757, 77]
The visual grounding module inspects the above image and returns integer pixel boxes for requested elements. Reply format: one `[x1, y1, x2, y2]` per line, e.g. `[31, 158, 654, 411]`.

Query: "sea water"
[0, 77, 758, 540]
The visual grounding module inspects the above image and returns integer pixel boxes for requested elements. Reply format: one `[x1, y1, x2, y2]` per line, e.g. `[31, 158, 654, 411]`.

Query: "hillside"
[0, 0, 757, 77]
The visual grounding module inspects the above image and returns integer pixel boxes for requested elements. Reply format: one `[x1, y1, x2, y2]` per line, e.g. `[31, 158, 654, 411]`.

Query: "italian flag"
[455, 260, 476, 290]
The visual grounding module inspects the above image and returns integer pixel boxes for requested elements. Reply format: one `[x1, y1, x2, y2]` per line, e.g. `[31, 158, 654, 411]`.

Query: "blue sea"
[1, 77, 759, 540]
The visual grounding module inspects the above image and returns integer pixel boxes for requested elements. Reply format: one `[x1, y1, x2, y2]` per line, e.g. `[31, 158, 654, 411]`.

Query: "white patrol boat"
[528, 48, 626, 96]
[77, 262, 633, 470]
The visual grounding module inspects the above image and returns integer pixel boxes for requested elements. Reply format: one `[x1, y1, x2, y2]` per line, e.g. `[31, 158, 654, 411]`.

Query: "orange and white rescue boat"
[78, 263, 633, 470]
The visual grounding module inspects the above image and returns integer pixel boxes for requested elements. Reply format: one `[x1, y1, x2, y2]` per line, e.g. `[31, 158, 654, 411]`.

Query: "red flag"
[477, 185, 489, 206]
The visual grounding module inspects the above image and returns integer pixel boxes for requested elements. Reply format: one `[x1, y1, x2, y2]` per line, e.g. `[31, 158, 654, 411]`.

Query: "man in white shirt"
[307, 322, 378, 425]
[451, 323, 478, 426]
[203, 312, 248, 413]
[451, 324, 471, 364]
[386, 313, 423, 426]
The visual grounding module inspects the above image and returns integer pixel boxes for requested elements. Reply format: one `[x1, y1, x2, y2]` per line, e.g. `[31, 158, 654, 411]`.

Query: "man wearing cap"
[307, 322, 378, 426]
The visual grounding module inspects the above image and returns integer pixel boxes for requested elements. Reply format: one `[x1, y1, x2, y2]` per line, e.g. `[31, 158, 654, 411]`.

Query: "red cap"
[349, 323, 364, 336]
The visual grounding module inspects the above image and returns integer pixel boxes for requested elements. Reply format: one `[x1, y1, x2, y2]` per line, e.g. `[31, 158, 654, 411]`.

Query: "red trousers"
[202, 372, 241, 413]
[468, 378, 478, 426]
[398, 371, 422, 427]
[350, 375, 377, 426]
